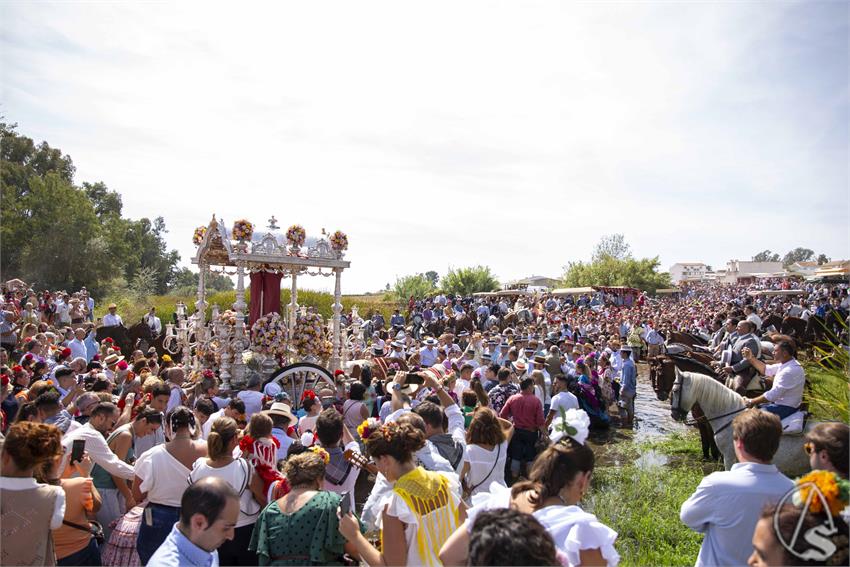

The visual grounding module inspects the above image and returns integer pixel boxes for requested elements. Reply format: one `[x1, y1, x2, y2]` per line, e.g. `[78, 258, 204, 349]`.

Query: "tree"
[562, 235, 670, 293]
[592, 234, 631, 262]
[441, 266, 499, 296]
[424, 270, 440, 287]
[393, 274, 435, 300]
[0, 121, 181, 296]
[170, 267, 234, 294]
[752, 250, 781, 262]
[817, 254, 831, 265]
[782, 247, 815, 267]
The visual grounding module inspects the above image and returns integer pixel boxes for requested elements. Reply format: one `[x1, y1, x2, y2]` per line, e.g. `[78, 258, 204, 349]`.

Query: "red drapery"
[249, 271, 283, 326]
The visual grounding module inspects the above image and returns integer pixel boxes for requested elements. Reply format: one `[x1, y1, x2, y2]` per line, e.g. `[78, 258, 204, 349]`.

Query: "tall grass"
[96, 290, 398, 325]
[803, 324, 848, 422]
[587, 430, 722, 566]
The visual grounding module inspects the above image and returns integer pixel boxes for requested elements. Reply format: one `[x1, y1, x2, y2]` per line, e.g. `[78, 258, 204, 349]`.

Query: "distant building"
[723, 260, 785, 283]
[504, 275, 560, 292]
[669, 262, 709, 283]
[813, 260, 850, 281]
[787, 261, 819, 277]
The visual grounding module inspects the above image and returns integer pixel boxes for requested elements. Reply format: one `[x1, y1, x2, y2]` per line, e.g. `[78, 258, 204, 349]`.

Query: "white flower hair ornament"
[550, 408, 591, 446]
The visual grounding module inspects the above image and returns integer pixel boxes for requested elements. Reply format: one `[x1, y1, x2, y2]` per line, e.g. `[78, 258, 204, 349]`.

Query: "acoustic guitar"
[343, 448, 379, 475]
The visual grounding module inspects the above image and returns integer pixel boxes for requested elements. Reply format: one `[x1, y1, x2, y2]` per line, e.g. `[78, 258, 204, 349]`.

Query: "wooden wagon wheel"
[262, 362, 336, 410]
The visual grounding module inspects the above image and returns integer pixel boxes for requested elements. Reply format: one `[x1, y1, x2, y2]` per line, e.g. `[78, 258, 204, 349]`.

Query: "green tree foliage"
[424, 270, 440, 287]
[817, 254, 831, 265]
[0, 122, 180, 295]
[441, 266, 499, 296]
[392, 274, 435, 300]
[781, 247, 815, 267]
[592, 233, 631, 262]
[170, 267, 234, 295]
[562, 235, 670, 293]
[752, 250, 781, 262]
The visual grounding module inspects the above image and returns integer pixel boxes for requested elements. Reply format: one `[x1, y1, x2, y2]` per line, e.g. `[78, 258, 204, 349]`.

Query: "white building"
[787, 261, 818, 277]
[669, 262, 709, 283]
[723, 260, 785, 283]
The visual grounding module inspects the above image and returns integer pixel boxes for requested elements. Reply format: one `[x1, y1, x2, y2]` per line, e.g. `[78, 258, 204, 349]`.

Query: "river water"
[586, 363, 689, 467]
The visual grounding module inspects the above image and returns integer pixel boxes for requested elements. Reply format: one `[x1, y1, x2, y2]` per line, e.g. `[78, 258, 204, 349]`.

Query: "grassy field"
[586, 430, 722, 566]
[96, 290, 400, 324]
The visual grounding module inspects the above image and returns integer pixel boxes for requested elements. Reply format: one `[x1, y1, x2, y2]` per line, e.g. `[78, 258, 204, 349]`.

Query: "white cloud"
[2, 1, 847, 292]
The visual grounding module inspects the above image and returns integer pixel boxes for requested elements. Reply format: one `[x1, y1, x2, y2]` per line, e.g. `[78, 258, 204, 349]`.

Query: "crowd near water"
[0, 279, 848, 566]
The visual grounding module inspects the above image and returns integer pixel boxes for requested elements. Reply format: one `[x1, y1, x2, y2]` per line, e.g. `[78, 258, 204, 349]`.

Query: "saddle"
[780, 411, 807, 435]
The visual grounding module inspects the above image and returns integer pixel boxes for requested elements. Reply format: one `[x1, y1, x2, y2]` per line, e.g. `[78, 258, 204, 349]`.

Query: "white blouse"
[467, 484, 620, 567]
[135, 445, 191, 507]
[463, 441, 508, 497]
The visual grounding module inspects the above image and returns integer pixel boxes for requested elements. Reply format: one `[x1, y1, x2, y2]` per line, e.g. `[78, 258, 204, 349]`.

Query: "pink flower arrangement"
[292, 311, 331, 361]
[251, 313, 287, 357]
[329, 230, 348, 252]
[192, 226, 207, 246]
[232, 219, 254, 241]
[286, 224, 306, 248]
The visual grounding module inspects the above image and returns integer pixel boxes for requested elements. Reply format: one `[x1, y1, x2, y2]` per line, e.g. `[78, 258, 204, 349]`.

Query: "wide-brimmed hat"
[267, 402, 296, 422]
[103, 353, 124, 366]
[514, 360, 527, 372]
[533, 354, 546, 364]
[424, 338, 438, 346]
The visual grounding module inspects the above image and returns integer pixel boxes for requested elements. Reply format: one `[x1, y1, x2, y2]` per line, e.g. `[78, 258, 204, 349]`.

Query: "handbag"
[63, 519, 105, 545]
[462, 443, 501, 501]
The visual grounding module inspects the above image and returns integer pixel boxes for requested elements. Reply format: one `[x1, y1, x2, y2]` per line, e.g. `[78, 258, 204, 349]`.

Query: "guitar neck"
[344, 449, 379, 475]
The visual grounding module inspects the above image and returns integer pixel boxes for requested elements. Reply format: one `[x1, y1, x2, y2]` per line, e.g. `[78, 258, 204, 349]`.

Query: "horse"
[128, 320, 156, 353]
[650, 354, 721, 461]
[447, 313, 475, 336]
[95, 325, 132, 357]
[666, 331, 707, 349]
[761, 313, 783, 333]
[669, 369, 813, 476]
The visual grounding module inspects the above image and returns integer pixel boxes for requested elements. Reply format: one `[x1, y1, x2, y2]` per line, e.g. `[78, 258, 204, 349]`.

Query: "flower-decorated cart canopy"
[189, 215, 350, 389]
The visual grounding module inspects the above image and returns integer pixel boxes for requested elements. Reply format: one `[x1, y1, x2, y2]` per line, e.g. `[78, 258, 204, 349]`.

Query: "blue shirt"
[620, 358, 637, 394]
[147, 523, 219, 567]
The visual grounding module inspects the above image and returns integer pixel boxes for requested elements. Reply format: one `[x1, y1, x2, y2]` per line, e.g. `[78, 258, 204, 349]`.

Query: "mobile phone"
[339, 492, 352, 515]
[70, 439, 85, 464]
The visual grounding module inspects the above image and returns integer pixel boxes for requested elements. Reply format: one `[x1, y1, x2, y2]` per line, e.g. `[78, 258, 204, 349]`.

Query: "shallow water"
[587, 363, 690, 467]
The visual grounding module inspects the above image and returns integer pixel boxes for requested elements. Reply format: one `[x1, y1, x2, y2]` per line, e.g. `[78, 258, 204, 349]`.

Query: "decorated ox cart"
[174, 215, 350, 407]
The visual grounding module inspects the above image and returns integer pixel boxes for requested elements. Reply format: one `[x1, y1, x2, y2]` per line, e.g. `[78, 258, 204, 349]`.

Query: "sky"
[2, 1, 848, 294]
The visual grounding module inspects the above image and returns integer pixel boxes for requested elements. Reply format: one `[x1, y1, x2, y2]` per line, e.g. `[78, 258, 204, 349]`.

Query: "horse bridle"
[671, 371, 746, 435]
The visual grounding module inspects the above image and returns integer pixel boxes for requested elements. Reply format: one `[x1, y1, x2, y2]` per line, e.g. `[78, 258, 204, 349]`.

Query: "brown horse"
[447, 313, 475, 336]
[666, 331, 707, 349]
[650, 354, 722, 461]
[94, 321, 154, 357]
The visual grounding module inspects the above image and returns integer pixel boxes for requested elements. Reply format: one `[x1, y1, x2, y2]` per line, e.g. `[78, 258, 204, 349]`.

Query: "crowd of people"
[0, 277, 848, 566]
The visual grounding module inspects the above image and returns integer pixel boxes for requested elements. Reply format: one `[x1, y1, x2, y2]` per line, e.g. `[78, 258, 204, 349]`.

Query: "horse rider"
[741, 340, 805, 420]
[102, 303, 123, 327]
[390, 309, 405, 333]
[144, 307, 162, 336]
[718, 320, 762, 396]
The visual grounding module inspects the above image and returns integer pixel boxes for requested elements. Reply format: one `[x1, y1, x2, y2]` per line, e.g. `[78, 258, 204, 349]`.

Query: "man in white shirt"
[55, 294, 71, 328]
[68, 328, 87, 361]
[680, 410, 793, 567]
[744, 305, 763, 332]
[742, 341, 805, 420]
[143, 307, 162, 336]
[419, 338, 439, 367]
[237, 373, 266, 418]
[102, 303, 123, 327]
[201, 398, 246, 440]
[59, 402, 135, 480]
[546, 374, 579, 428]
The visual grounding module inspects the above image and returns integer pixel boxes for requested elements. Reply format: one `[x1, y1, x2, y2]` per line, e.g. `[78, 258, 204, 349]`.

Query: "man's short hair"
[316, 408, 343, 447]
[520, 377, 534, 391]
[90, 401, 118, 419]
[227, 398, 245, 414]
[732, 409, 782, 462]
[497, 368, 510, 382]
[775, 340, 797, 359]
[34, 390, 61, 410]
[195, 397, 218, 417]
[413, 401, 447, 430]
[180, 477, 238, 528]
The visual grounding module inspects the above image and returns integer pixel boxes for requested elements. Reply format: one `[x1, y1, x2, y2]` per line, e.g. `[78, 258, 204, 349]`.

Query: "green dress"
[249, 491, 364, 566]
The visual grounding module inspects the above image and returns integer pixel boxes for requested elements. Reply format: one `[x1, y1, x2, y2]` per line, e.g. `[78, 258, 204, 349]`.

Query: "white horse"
[671, 369, 813, 476]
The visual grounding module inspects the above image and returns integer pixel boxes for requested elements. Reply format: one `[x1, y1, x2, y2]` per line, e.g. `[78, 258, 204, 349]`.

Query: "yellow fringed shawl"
[384, 467, 460, 567]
